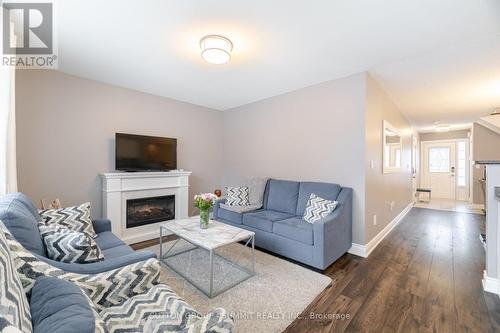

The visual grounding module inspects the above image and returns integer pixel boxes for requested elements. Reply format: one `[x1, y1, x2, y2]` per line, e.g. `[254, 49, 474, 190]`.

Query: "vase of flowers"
[194, 193, 218, 229]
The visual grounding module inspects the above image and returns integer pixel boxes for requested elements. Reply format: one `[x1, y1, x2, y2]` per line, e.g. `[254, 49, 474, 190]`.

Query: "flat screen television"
[115, 133, 177, 171]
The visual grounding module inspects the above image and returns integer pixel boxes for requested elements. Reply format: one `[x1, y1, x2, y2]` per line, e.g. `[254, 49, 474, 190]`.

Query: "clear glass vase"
[200, 208, 210, 229]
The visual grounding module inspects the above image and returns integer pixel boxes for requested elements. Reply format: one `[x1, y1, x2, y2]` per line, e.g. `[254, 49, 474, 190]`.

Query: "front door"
[421, 141, 456, 199]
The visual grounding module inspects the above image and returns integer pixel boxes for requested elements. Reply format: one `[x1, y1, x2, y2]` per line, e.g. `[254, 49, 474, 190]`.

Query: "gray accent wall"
[364, 75, 413, 244]
[222, 73, 367, 244]
[16, 70, 224, 216]
[16, 70, 414, 248]
[222, 73, 414, 246]
[472, 123, 500, 205]
[473, 123, 500, 161]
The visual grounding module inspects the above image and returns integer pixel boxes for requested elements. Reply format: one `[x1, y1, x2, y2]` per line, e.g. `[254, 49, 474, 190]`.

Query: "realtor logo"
[2, 1, 57, 68]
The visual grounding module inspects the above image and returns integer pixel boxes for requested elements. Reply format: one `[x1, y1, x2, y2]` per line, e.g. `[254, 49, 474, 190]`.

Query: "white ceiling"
[56, 0, 500, 128]
[372, 34, 500, 131]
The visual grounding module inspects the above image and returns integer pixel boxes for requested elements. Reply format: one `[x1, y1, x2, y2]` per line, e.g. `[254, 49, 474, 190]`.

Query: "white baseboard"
[347, 243, 366, 257]
[348, 202, 413, 258]
[483, 270, 500, 295]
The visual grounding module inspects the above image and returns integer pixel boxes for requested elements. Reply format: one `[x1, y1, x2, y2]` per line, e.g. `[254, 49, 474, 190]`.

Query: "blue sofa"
[213, 179, 353, 270]
[0, 192, 156, 274]
[0, 218, 234, 333]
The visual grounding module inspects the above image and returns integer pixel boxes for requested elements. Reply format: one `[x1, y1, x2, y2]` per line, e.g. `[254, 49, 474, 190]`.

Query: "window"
[457, 141, 466, 187]
[395, 149, 401, 168]
[429, 147, 450, 173]
[384, 145, 390, 168]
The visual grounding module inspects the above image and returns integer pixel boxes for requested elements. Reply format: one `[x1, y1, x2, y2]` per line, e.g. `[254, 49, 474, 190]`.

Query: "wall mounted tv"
[115, 133, 177, 172]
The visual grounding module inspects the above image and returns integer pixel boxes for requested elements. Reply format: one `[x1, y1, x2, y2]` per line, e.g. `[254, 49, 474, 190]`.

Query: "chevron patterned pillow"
[40, 202, 97, 238]
[225, 186, 250, 206]
[39, 224, 104, 264]
[101, 284, 234, 333]
[0, 221, 32, 333]
[303, 193, 338, 224]
[0, 316, 24, 333]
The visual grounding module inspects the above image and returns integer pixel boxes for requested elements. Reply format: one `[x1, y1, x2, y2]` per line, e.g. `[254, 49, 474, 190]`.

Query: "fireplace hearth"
[126, 195, 175, 228]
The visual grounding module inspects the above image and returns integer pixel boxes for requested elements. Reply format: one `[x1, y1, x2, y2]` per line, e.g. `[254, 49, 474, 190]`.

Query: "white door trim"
[455, 139, 470, 201]
[419, 139, 470, 201]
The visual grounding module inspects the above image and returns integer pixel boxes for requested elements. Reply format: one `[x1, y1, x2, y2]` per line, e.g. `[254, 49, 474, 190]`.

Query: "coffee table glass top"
[163, 218, 255, 250]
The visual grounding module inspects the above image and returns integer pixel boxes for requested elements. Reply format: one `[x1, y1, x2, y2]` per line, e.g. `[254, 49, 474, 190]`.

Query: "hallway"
[285, 208, 499, 332]
[414, 198, 484, 215]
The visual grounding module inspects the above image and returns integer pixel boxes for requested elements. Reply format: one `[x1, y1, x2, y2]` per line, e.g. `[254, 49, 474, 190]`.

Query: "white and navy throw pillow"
[303, 193, 338, 224]
[40, 202, 97, 238]
[225, 186, 250, 206]
[0, 221, 33, 333]
[0, 316, 24, 333]
[39, 224, 104, 264]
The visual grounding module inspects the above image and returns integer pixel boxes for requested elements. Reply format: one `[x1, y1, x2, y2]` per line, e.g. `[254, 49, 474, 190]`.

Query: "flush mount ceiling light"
[200, 35, 233, 65]
[435, 125, 451, 132]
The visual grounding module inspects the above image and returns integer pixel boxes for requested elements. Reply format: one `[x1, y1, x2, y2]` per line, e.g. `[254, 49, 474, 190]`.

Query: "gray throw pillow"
[220, 203, 262, 213]
[38, 224, 104, 264]
[247, 177, 268, 208]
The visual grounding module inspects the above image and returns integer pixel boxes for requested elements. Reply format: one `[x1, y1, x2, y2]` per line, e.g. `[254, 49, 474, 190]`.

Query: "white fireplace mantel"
[100, 171, 192, 244]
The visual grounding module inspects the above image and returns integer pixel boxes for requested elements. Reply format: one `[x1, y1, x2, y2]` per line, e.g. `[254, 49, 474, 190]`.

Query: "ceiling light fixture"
[435, 125, 451, 132]
[200, 35, 233, 65]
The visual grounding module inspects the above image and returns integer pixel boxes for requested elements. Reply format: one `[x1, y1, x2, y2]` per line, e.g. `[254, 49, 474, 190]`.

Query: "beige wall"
[222, 73, 367, 244]
[364, 74, 413, 243]
[472, 123, 500, 205]
[16, 70, 224, 217]
[473, 123, 500, 161]
[16, 70, 414, 247]
[419, 129, 470, 142]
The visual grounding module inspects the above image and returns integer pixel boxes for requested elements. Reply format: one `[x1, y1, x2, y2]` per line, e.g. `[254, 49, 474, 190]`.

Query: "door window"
[457, 142, 466, 186]
[395, 149, 401, 168]
[429, 147, 450, 173]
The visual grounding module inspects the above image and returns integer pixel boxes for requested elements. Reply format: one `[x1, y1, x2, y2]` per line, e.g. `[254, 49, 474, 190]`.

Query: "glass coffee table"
[159, 218, 255, 298]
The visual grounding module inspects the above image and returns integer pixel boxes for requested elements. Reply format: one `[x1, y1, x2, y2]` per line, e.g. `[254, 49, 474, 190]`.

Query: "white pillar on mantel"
[100, 171, 192, 244]
[481, 163, 500, 295]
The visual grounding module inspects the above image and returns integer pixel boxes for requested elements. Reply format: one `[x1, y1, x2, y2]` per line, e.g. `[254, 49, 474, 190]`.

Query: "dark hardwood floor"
[283, 208, 500, 333]
[132, 208, 500, 332]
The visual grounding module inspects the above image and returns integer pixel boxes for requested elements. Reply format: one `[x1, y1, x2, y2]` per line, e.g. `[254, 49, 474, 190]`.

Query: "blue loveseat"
[214, 179, 353, 270]
[0, 192, 156, 274]
[0, 210, 234, 333]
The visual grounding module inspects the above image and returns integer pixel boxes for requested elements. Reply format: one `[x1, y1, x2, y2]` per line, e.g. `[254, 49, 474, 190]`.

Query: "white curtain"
[0, 23, 18, 195]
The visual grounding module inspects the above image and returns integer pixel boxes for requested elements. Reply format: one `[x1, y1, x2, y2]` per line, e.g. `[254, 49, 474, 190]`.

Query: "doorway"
[421, 141, 457, 199]
[417, 139, 478, 213]
[421, 139, 469, 200]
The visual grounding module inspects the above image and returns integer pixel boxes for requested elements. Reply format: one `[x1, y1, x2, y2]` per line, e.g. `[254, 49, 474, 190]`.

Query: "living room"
[1, 1, 500, 333]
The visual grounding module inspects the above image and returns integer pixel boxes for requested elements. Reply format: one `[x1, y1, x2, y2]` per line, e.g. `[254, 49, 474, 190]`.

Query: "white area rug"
[147, 242, 331, 333]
